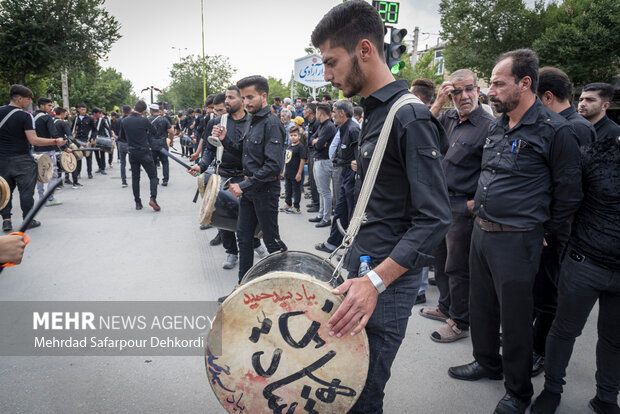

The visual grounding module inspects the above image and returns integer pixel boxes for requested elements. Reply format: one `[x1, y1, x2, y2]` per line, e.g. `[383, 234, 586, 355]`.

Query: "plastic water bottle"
[358, 255, 372, 277]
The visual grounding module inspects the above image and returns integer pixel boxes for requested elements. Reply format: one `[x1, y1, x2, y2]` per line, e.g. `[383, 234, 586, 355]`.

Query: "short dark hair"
[354, 106, 364, 118]
[204, 94, 215, 106]
[497, 48, 539, 93]
[134, 100, 147, 113]
[237, 75, 269, 95]
[311, 0, 384, 55]
[538, 67, 572, 102]
[322, 93, 332, 101]
[289, 125, 302, 136]
[301, 97, 307, 104]
[306, 103, 317, 114]
[333, 99, 354, 118]
[111, 111, 118, 117]
[317, 103, 331, 117]
[76, 103, 87, 109]
[411, 78, 435, 105]
[227, 85, 241, 97]
[9, 84, 33, 100]
[91, 107, 102, 114]
[122, 105, 132, 116]
[54, 107, 67, 115]
[37, 97, 52, 107]
[186, 108, 194, 115]
[583, 82, 615, 103]
[274, 97, 281, 103]
[213, 93, 226, 105]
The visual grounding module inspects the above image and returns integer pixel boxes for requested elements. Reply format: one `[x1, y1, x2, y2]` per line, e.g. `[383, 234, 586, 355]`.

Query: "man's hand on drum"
[228, 182, 243, 197]
[54, 138, 67, 147]
[211, 125, 227, 141]
[327, 276, 378, 337]
[187, 165, 201, 177]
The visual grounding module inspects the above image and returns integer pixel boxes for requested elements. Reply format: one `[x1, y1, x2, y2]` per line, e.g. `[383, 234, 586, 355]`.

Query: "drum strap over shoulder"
[329, 93, 423, 276]
[0, 108, 22, 131]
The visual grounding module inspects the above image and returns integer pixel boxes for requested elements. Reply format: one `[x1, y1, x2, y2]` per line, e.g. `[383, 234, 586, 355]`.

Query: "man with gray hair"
[420, 69, 495, 343]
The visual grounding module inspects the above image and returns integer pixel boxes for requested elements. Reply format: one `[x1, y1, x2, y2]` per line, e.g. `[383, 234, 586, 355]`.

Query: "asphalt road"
[0, 158, 599, 413]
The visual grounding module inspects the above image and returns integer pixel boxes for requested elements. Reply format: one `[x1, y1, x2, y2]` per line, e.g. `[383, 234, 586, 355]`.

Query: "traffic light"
[384, 27, 407, 74]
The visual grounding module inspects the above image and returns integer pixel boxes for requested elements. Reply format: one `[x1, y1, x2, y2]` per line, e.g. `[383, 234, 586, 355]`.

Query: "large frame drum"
[32, 153, 53, 183]
[0, 176, 10, 210]
[180, 135, 193, 148]
[70, 143, 83, 160]
[199, 174, 261, 237]
[206, 272, 369, 413]
[57, 152, 77, 173]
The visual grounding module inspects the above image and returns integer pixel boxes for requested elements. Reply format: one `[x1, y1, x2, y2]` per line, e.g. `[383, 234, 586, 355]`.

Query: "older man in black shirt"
[312, 3, 451, 412]
[213, 76, 287, 282]
[578, 82, 620, 140]
[421, 69, 495, 343]
[532, 135, 620, 414]
[448, 49, 582, 414]
[119, 100, 160, 211]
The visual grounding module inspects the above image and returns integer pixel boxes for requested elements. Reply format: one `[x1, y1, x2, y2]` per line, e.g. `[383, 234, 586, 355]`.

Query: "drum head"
[206, 272, 369, 414]
[70, 143, 83, 160]
[197, 173, 210, 198]
[84, 141, 93, 157]
[34, 154, 53, 183]
[0, 176, 10, 210]
[59, 152, 77, 173]
[199, 174, 221, 226]
[241, 251, 344, 288]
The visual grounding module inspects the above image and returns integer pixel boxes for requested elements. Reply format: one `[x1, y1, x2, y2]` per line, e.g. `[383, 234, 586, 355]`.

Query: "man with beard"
[148, 104, 173, 186]
[448, 49, 582, 414]
[211, 76, 287, 284]
[419, 69, 495, 343]
[189, 86, 266, 272]
[578, 82, 620, 140]
[311, 2, 451, 412]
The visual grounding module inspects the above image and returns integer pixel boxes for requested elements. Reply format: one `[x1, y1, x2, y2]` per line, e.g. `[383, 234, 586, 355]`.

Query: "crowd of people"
[0, 1, 619, 413]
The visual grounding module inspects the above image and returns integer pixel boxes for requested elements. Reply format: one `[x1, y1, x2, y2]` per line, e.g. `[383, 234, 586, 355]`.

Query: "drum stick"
[160, 148, 196, 172]
[0, 178, 63, 272]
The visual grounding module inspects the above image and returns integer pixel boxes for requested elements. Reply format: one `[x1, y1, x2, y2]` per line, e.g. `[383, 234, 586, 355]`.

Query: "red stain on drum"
[244, 370, 269, 384]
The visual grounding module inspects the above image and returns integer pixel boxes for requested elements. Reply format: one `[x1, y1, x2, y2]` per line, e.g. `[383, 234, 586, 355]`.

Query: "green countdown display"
[373, 1, 400, 24]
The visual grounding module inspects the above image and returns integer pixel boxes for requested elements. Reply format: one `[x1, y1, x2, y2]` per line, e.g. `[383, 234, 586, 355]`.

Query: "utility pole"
[141, 86, 162, 104]
[201, 0, 206, 103]
[411, 26, 419, 67]
[61, 68, 70, 109]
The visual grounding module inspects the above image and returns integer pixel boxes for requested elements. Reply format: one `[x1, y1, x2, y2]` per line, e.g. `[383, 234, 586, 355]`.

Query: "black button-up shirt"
[344, 79, 451, 276]
[570, 136, 620, 270]
[119, 112, 158, 152]
[33, 110, 60, 152]
[593, 115, 620, 141]
[53, 118, 72, 140]
[221, 105, 285, 191]
[559, 106, 596, 147]
[200, 113, 249, 173]
[147, 115, 172, 151]
[438, 105, 495, 197]
[93, 117, 111, 138]
[473, 98, 582, 232]
[333, 118, 360, 168]
[313, 118, 336, 160]
[71, 115, 95, 142]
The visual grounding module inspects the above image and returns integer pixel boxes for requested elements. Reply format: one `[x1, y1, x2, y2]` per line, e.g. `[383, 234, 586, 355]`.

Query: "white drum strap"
[0, 108, 22, 131]
[329, 93, 423, 277]
[215, 113, 228, 174]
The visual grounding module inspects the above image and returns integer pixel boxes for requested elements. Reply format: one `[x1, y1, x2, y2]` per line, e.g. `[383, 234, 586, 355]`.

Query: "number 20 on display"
[373, 1, 400, 24]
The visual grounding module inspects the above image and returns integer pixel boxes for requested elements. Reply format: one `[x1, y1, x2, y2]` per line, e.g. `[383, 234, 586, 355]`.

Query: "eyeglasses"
[450, 85, 476, 96]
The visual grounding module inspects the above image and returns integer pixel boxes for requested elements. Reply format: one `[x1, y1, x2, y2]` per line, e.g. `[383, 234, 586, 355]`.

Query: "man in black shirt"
[53, 107, 74, 185]
[315, 99, 360, 252]
[578, 82, 620, 140]
[311, 3, 451, 411]
[0, 85, 67, 231]
[118, 101, 160, 211]
[421, 69, 495, 343]
[532, 136, 620, 414]
[213, 76, 287, 282]
[92, 107, 111, 175]
[71, 103, 96, 181]
[448, 49, 582, 414]
[309, 103, 336, 227]
[147, 104, 173, 186]
[32, 97, 63, 206]
[117, 105, 132, 188]
[303, 103, 320, 211]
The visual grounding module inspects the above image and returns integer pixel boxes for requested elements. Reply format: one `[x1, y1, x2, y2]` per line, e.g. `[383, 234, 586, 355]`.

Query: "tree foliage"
[0, 0, 120, 84]
[395, 49, 444, 86]
[268, 77, 290, 104]
[159, 54, 236, 110]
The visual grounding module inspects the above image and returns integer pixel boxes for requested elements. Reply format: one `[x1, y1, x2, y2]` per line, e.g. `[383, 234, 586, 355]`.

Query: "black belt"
[476, 217, 534, 232]
[448, 190, 471, 198]
[219, 168, 244, 177]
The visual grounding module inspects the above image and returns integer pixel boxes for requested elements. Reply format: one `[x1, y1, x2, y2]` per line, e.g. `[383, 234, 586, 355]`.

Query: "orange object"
[1, 231, 29, 268]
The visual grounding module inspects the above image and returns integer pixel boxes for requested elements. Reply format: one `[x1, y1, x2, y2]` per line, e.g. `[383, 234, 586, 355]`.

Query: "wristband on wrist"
[53, 139, 58, 145]
[366, 270, 386, 294]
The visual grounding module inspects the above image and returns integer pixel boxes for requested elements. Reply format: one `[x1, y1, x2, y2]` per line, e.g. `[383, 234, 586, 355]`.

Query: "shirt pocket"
[416, 146, 441, 185]
[445, 140, 471, 165]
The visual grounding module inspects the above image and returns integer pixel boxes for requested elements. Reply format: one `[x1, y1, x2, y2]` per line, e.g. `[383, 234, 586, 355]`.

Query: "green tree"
[0, 0, 120, 84]
[268, 77, 290, 104]
[439, 0, 544, 81]
[159, 54, 236, 110]
[533, 0, 620, 86]
[395, 49, 443, 85]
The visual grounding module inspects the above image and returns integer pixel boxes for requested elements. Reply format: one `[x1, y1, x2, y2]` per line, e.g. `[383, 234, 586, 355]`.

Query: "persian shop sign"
[294, 54, 330, 88]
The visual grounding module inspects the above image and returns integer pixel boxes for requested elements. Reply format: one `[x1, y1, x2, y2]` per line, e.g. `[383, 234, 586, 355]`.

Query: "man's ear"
[358, 39, 373, 62]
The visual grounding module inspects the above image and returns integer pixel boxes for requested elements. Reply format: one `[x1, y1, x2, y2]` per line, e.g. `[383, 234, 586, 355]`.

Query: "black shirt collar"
[253, 105, 271, 119]
[361, 79, 409, 111]
[498, 97, 543, 129]
[446, 104, 486, 127]
[594, 115, 610, 129]
[559, 106, 577, 119]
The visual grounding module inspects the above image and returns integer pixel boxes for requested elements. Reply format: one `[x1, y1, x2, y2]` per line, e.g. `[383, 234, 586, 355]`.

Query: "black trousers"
[72, 159, 82, 184]
[532, 223, 570, 356]
[85, 151, 93, 174]
[151, 149, 169, 183]
[221, 230, 261, 255]
[0, 155, 37, 220]
[284, 177, 302, 209]
[95, 150, 106, 171]
[129, 150, 158, 203]
[307, 153, 319, 204]
[544, 251, 620, 403]
[326, 167, 355, 247]
[469, 221, 544, 401]
[434, 196, 475, 330]
[237, 181, 287, 283]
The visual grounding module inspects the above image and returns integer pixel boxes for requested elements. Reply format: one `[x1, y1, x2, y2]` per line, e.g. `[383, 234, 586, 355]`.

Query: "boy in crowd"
[282, 125, 306, 213]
